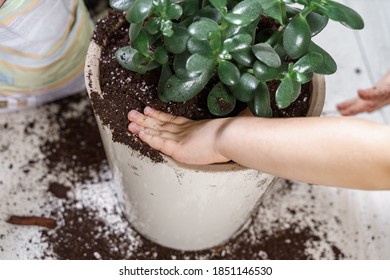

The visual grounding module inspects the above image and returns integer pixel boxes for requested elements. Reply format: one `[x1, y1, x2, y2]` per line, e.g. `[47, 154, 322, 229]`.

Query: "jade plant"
[109, 0, 364, 117]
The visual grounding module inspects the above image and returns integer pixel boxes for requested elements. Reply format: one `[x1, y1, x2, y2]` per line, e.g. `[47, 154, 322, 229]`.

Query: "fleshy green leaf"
[231, 47, 256, 67]
[313, 0, 364, 30]
[173, 51, 192, 79]
[129, 23, 142, 42]
[232, 0, 263, 22]
[293, 52, 323, 74]
[208, 30, 222, 51]
[207, 82, 236, 116]
[230, 73, 259, 102]
[167, 4, 183, 20]
[188, 18, 219, 40]
[253, 61, 280, 81]
[146, 18, 161, 35]
[115, 46, 138, 71]
[109, 0, 133, 11]
[223, 33, 252, 53]
[291, 71, 313, 84]
[252, 43, 281, 68]
[162, 69, 214, 102]
[126, 0, 153, 24]
[209, 0, 227, 13]
[218, 60, 240, 86]
[164, 25, 189, 54]
[160, 19, 174, 37]
[157, 63, 172, 102]
[258, 0, 286, 25]
[187, 38, 212, 54]
[131, 52, 159, 74]
[182, 0, 199, 16]
[306, 12, 329, 36]
[225, 13, 251, 26]
[186, 53, 215, 77]
[275, 75, 301, 109]
[133, 30, 149, 56]
[199, 6, 222, 23]
[248, 81, 272, 118]
[154, 46, 168, 64]
[308, 42, 337, 75]
[283, 14, 312, 59]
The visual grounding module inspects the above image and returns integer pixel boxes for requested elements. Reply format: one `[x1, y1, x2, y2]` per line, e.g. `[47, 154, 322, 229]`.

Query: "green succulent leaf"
[182, 0, 199, 16]
[115, 46, 138, 72]
[133, 30, 149, 56]
[160, 19, 174, 37]
[132, 52, 159, 74]
[157, 63, 172, 102]
[230, 73, 259, 102]
[248, 81, 272, 118]
[162, 69, 214, 102]
[109, 0, 133, 11]
[209, 0, 228, 14]
[293, 52, 323, 74]
[218, 60, 240, 86]
[306, 12, 329, 36]
[253, 61, 280, 81]
[252, 43, 281, 68]
[257, 0, 286, 25]
[126, 0, 153, 24]
[199, 6, 222, 23]
[154, 46, 168, 64]
[207, 82, 236, 116]
[208, 30, 222, 51]
[313, 0, 364, 30]
[308, 42, 337, 74]
[186, 53, 215, 77]
[283, 14, 312, 59]
[146, 18, 161, 35]
[232, 0, 263, 22]
[187, 37, 212, 54]
[291, 71, 313, 84]
[173, 51, 192, 79]
[129, 23, 142, 42]
[188, 18, 219, 40]
[167, 4, 183, 20]
[225, 13, 251, 26]
[285, 5, 299, 18]
[164, 25, 189, 54]
[231, 47, 256, 67]
[274, 43, 287, 60]
[223, 33, 252, 53]
[275, 75, 302, 109]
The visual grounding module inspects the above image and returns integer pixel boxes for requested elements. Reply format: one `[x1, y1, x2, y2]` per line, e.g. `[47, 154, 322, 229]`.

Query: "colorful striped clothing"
[0, 0, 93, 112]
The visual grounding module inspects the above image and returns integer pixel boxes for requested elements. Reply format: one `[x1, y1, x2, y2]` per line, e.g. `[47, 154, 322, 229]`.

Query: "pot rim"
[85, 40, 326, 173]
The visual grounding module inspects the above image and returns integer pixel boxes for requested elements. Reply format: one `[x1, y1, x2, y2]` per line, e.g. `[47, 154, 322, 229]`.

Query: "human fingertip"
[144, 106, 154, 116]
[128, 110, 141, 120]
[128, 122, 141, 133]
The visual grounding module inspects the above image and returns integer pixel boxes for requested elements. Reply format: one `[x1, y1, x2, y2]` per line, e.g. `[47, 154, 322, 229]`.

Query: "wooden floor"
[1, 0, 390, 260]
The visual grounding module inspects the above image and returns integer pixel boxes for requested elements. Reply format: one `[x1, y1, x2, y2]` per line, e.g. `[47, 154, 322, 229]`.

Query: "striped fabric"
[0, 0, 93, 112]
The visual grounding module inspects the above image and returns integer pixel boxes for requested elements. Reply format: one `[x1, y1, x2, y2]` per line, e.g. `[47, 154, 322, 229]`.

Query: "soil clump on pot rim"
[90, 10, 312, 163]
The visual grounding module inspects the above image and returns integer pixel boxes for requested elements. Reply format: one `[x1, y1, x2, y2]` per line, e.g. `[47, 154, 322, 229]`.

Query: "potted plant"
[85, 0, 363, 251]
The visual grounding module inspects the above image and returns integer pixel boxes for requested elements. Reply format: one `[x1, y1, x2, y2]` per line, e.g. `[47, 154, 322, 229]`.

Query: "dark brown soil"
[90, 10, 311, 162]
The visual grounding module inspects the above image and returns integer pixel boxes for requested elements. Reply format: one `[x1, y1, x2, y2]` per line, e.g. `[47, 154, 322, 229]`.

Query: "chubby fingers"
[143, 106, 188, 124]
[358, 88, 383, 101]
[337, 98, 370, 116]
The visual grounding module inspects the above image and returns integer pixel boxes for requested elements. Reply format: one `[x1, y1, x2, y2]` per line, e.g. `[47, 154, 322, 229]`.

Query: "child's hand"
[337, 70, 390, 116]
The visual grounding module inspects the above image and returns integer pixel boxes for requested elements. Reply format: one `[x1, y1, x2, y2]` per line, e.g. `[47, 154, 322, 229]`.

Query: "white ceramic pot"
[85, 41, 325, 251]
